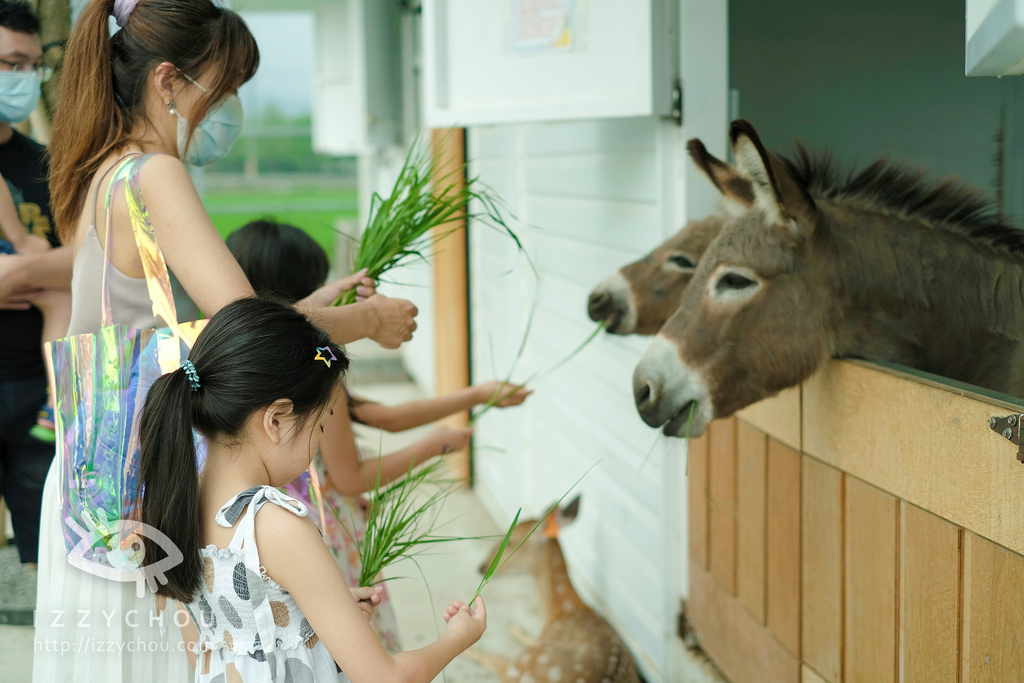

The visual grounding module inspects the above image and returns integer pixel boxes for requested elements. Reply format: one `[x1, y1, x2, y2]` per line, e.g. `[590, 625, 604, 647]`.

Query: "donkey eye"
[716, 272, 757, 292]
[666, 254, 695, 269]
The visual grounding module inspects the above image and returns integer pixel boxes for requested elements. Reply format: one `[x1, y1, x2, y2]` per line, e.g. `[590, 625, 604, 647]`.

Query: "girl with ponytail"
[34, 0, 418, 679]
[138, 298, 486, 683]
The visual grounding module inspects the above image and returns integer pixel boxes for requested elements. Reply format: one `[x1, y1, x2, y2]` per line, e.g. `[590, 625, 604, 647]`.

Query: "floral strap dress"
[185, 485, 349, 683]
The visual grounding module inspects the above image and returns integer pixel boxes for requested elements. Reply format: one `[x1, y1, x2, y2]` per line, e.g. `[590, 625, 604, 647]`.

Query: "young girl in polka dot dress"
[137, 298, 486, 682]
[225, 221, 529, 654]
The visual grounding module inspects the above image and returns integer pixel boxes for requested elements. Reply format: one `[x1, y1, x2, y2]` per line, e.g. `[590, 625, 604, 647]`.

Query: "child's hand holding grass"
[364, 295, 419, 349]
[350, 585, 384, 621]
[425, 425, 474, 456]
[299, 268, 375, 308]
[442, 597, 487, 649]
[474, 381, 531, 409]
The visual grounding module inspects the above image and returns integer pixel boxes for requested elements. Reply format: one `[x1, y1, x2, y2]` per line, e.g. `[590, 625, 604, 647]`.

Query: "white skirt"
[32, 457, 192, 683]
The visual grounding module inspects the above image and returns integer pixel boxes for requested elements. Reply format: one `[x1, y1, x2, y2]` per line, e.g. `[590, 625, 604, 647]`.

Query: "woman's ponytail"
[138, 366, 202, 603]
[49, 0, 122, 242]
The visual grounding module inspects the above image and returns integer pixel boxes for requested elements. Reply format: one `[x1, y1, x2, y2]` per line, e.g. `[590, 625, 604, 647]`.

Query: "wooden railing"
[686, 359, 1024, 683]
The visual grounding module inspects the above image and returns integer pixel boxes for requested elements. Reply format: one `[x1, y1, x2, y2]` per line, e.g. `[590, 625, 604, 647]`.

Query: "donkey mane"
[780, 144, 1024, 257]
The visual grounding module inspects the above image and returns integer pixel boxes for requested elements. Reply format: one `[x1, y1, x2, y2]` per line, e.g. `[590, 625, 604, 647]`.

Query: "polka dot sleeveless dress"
[184, 486, 349, 682]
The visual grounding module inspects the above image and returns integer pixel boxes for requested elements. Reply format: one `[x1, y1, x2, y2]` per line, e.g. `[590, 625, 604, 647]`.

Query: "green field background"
[203, 185, 359, 265]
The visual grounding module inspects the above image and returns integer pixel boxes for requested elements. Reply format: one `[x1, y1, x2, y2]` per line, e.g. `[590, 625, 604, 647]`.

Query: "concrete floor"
[347, 371, 542, 683]
[0, 340, 535, 683]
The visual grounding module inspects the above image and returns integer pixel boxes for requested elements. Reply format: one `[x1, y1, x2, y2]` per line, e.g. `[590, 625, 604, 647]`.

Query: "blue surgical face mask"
[171, 93, 244, 167]
[0, 71, 40, 124]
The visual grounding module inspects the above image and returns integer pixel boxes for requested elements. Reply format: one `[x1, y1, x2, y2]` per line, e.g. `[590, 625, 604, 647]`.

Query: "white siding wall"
[468, 117, 687, 681]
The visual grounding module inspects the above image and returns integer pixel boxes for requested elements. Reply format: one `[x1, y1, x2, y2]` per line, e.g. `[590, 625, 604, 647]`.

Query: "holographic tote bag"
[43, 153, 206, 580]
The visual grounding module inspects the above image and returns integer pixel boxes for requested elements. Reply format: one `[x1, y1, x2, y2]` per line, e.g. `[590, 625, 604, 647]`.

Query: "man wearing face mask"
[0, 0, 57, 574]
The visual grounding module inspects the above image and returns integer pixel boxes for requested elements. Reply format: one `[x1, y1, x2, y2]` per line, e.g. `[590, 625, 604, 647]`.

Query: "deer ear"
[688, 138, 755, 210]
[729, 119, 816, 238]
[557, 495, 581, 526]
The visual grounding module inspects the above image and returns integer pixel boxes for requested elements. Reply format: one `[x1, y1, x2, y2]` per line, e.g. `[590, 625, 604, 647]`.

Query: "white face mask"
[170, 94, 244, 167]
[0, 71, 40, 124]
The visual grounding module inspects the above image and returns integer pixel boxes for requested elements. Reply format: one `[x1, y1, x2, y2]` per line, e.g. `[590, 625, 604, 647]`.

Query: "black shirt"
[0, 129, 56, 382]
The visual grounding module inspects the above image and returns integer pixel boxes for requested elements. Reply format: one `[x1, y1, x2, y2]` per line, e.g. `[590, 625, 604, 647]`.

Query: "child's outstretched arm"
[258, 504, 486, 683]
[350, 380, 531, 432]
[321, 399, 472, 496]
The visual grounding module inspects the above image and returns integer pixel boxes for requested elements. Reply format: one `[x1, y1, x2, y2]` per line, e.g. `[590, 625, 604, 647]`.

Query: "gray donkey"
[635, 119, 1024, 438]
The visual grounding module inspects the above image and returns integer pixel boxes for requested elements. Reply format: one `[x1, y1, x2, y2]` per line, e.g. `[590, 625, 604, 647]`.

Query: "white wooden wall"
[467, 117, 687, 681]
[464, 5, 729, 679]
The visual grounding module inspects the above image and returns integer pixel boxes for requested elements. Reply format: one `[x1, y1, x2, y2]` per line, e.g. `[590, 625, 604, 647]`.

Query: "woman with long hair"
[33, 0, 417, 679]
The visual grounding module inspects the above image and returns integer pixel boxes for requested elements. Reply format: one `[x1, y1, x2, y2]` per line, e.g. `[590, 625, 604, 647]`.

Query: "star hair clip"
[314, 346, 337, 368]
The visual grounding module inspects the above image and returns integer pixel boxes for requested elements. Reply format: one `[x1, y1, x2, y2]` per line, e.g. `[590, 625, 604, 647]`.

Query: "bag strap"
[95, 152, 180, 330]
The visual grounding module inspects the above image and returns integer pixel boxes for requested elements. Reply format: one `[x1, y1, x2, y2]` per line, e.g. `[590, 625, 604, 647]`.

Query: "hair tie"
[182, 360, 201, 392]
[112, 0, 141, 28]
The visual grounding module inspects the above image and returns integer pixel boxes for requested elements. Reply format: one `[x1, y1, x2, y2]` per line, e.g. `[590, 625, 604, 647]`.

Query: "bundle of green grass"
[333, 135, 522, 306]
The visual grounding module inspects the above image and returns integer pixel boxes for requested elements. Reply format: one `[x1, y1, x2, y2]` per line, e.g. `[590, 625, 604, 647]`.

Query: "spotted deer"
[469, 496, 641, 683]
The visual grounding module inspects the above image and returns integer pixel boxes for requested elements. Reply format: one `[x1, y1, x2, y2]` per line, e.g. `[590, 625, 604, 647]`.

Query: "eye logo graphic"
[64, 514, 184, 598]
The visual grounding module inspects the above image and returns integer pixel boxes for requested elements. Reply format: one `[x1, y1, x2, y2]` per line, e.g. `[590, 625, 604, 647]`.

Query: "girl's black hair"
[137, 297, 348, 602]
[225, 219, 374, 424]
[226, 219, 329, 304]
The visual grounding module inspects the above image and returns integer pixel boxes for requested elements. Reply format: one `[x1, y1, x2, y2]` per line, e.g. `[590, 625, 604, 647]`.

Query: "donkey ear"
[687, 138, 754, 210]
[729, 120, 816, 237]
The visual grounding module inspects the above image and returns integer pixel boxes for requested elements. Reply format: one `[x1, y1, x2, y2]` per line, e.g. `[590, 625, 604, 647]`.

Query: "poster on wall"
[511, 0, 574, 53]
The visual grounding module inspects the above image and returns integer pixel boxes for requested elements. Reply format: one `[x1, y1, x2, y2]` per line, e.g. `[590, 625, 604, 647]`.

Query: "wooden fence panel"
[709, 418, 738, 594]
[737, 420, 768, 623]
[736, 386, 802, 452]
[962, 533, 1024, 681]
[898, 503, 961, 682]
[803, 361, 1024, 556]
[688, 361, 1024, 683]
[689, 432, 710, 569]
[801, 665, 828, 683]
[801, 457, 842, 683]
[767, 439, 801, 656]
[844, 476, 899, 683]
[689, 559, 800, 683]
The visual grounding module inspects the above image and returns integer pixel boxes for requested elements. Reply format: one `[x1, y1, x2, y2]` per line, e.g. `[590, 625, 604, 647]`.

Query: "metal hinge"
[670, 78, 683, 127]
[990, 413, 1024, 463]
[678, 600, 698, 648]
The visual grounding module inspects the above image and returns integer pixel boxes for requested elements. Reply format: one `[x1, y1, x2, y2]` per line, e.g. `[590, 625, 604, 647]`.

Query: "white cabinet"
[966, 0, 1024, 75]
[423, 0, 678, 126]
[310, 0, 403, 155]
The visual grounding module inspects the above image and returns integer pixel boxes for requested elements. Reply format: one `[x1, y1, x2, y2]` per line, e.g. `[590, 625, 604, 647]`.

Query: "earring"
[166, 100, 176, 114]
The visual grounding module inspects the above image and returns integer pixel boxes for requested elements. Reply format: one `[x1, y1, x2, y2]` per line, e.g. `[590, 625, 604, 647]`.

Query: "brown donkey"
[587, 140, 754, 334]
[634, 119, 1024, 438]
[468, 497, 641, 683]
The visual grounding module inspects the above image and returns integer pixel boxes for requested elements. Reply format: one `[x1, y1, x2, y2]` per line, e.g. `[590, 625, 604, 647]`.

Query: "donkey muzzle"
[587, 272, 636, 334]
[633, 336, 711, 438]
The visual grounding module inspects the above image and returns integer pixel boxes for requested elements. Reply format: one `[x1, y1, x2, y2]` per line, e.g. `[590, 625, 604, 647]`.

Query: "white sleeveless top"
[186, 486, 349, 683]
[66, 153, 161, 337]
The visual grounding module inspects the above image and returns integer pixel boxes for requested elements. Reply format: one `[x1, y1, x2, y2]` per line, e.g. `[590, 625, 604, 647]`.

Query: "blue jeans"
[0, 373, 53, 563]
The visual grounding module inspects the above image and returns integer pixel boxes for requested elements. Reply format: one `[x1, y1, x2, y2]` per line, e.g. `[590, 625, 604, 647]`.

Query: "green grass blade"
[469, 461, 599, 602]
[469, 508, 520, 603]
